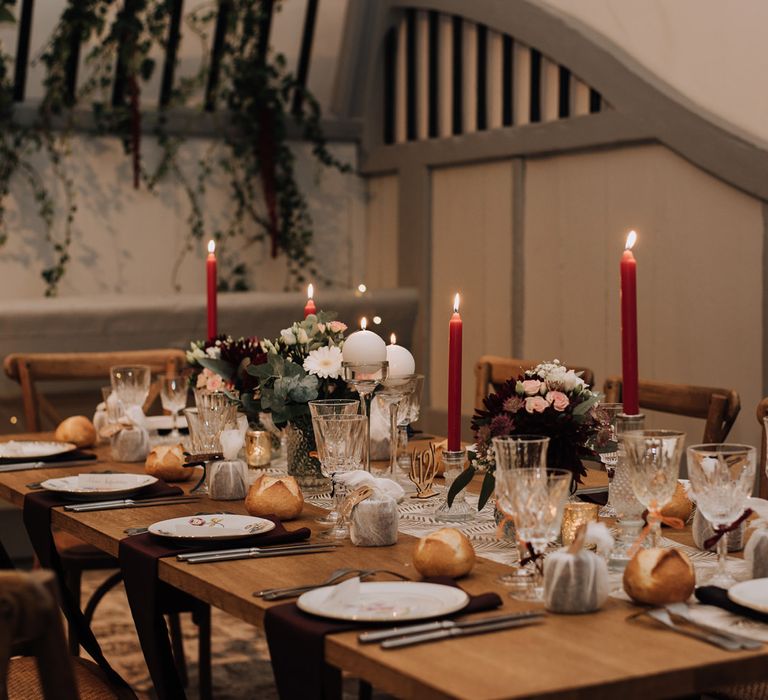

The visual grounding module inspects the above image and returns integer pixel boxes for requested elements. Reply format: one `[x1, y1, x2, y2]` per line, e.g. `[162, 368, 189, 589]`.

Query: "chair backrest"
[3, 349, 187, 432]
[756, 399, 768, 499]
[474, 356, 596, 411]
[603, 376, 740, 443]
[0, 570, 79, 700]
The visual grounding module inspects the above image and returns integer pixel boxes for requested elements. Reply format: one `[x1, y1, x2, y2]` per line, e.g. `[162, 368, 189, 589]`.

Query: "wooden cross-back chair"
[756, 399, 768, 499]
[603, 376, 740, 443]
[474, 355, 596, 410]
[0, 569, 136, 699]
[3, 349, 187, 432]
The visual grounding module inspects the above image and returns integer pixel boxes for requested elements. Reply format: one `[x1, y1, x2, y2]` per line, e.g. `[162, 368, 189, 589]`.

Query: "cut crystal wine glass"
[110, 365, 151, 411]
[159, 374, 189, 439]
[342, 361, 388, 471]
[687, 443, 755, 587]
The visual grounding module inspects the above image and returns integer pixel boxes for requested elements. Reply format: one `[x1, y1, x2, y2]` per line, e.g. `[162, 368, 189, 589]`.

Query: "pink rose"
[329, 321, 347, 333]
[546, 390, 569, 411]
[525, 396, 549, 413]
[522, 379, 542, 396]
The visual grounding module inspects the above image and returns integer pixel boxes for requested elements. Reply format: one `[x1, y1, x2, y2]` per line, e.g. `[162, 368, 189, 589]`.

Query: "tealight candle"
[561, 502, 599, 545]
[386, 333, 415, 377]
[342, 317, 387, 364]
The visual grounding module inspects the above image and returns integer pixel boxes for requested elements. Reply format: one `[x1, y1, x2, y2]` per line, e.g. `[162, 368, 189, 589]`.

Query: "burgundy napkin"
[264, 577, 503, 700]
[119, 516, 311, 700]
[21, 482, 181, 689]
[695, 586, 768, 624]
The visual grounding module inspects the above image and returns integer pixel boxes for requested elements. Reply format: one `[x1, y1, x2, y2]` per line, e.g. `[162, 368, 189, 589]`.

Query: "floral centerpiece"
[448, 360, 607, 510]
[189, 312, 354, 488]
[187, 335, 267, 400]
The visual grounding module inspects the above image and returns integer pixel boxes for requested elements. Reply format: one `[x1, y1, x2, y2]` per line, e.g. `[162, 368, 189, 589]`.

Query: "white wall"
[541, 0, 768, 147]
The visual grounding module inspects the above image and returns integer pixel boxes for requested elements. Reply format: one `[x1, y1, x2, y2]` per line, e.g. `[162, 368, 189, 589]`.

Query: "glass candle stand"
[434, 448, 474, 522]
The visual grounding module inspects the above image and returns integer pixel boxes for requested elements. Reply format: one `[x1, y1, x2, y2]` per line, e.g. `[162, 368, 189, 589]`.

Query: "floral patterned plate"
[148, 514, 276, 540]
[298, 581, 469, 622]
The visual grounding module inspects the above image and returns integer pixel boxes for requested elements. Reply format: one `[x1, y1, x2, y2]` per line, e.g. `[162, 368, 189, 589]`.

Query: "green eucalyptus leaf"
[573, 394, 599, 416]
[198, 357, 235, 380]
[478, 471, 496, 510]
[446, 466, 476, 507]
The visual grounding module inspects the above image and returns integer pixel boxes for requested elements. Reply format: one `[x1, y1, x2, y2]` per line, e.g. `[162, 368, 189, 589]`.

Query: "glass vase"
[286, 415, 328, 494]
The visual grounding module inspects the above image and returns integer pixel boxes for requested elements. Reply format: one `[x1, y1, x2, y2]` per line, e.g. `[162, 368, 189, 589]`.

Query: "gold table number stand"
[409, 443, 439, 499]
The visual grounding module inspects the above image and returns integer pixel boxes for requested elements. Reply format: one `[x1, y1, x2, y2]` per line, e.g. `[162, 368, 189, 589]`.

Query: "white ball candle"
[342, 317, 387, 364]
[386, 333, 415, 377]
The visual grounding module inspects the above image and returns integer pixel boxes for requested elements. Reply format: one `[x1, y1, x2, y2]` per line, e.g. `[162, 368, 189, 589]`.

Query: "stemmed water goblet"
[622, 430, 685, 547]
[687, 443, 756, 587]
[158, 374, 189, 439]
[377, 374, 419, 479]
[491, 435, 550, 591]
[110, 365, 151, 411]
[308, 399, 360, 525]
[592, 402, 623, 518]
[395, 374, 424, 478]
[495, 467, 572, 601]
[342, 361, 388, 471]
[311, 414, 368, 540]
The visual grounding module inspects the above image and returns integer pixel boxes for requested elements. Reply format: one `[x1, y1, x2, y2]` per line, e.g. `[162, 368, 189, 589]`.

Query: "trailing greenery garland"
[0, 0, 349, 295]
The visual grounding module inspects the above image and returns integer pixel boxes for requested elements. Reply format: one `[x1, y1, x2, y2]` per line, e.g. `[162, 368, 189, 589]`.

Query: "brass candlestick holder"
[409, 443, 439, 499]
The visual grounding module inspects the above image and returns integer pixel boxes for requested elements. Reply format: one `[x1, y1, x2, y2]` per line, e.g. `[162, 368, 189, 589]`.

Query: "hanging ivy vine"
[0, 0, 350, 295]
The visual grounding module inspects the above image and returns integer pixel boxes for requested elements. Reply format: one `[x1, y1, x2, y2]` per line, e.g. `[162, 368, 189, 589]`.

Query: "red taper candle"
[206, 240, 217, 340]
[620, 230, 639, 415]
[304, 283, 317, 318]
[447, 293, 463, 451]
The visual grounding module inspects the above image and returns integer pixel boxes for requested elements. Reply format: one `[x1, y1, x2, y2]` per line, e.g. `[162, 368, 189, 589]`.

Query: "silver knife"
[381, 616, 543, 649]
[185, 545, 338, 564]
[359, 610, 544, 644]
[65, 496, 199, 511]
[178, 542, 338, 561]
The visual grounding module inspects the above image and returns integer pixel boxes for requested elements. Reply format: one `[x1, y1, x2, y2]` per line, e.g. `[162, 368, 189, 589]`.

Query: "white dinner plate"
[148, 514, 276, 541]
[144, 415, 188, 431]
[728, 579, 768, 613]
[40, 473, 158, 501]
[297, 581, 469, 622]
[0, 440, 77, 460]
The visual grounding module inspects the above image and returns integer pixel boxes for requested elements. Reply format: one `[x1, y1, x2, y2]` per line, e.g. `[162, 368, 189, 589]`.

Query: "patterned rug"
[81, 571, 379, 699]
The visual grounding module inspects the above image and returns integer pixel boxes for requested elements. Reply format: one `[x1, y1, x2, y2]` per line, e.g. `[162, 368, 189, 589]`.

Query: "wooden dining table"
[2, 433, 768, 699]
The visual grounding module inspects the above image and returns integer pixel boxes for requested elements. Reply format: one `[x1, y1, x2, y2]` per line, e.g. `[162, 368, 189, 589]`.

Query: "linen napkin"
[264, 576, 503, 700]
[695, 586, 768, 624]
[21, 484, 180, 689]
[119, 517, 311, 700]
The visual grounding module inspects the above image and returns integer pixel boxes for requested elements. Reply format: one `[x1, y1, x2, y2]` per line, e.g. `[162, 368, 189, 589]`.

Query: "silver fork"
[665, 603, 763, 649]
[258, 568, 411, 601]
[254, 567, 363, 598]
[638, 609, 742, 651]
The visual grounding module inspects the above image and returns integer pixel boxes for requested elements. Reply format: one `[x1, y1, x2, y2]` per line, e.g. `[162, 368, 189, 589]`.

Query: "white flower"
[205, 346, 221, 359]
[296, 328, 310, 344]
[562, 370, 585, 392]
[303, 346, 343, 379]
[280, 328, 297, 345]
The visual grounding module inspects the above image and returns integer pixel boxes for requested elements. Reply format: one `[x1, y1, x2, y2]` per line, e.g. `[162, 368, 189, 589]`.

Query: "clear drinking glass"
[377, 375, 419, 479]
[492, 435, 550, 590]
[158, 374, 189, 438]
[623, 430, 685, 547]
[110, 365, 151, 410]
[687, 443, 756, 587]
[496, 467, 572, 601]
[342, 361, 389, 471]
[312, 414, 368, 540]
[308, 399, 360, 525]
[593, 402, 623, 517]
[396, 374, 424, 478]
[184, 405, 237, 494]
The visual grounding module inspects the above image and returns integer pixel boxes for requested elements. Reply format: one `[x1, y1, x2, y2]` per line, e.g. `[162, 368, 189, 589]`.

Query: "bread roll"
[661, 482, 693, 522]
[145, 444, 191, 482]
[623, 548, 695, 605]
[245, 475, 304, 521]
[412, 527, 475, 578]
[54, 416, 97, 448]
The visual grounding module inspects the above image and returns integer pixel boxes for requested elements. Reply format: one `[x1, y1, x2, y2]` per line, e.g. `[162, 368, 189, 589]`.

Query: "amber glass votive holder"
[245, 429, 272, 468]
[561, 502, 599, 545]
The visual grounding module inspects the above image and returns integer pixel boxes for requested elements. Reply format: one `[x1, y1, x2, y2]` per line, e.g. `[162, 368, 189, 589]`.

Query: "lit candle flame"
[625, 230, 637, 251]
[307, 283, 313, 300]
[357, 283, 367, 293]
[390, 333, 397, 345]
[360, 317, 367, 330]
[207, 239, 216, 255]
[453, 293, 460, 313]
